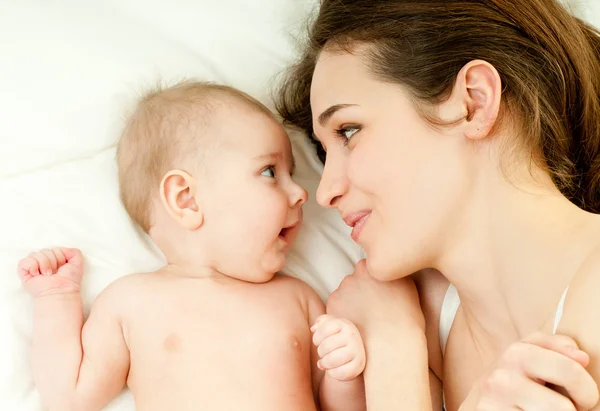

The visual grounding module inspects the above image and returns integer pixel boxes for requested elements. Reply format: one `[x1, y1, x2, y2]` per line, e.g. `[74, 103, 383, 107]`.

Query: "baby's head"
[117, 81, 307, 282]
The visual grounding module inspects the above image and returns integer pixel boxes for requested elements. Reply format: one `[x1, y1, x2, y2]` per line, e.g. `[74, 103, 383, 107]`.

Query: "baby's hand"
[17, 248, 84, 297]
[311, 314, 366, 381]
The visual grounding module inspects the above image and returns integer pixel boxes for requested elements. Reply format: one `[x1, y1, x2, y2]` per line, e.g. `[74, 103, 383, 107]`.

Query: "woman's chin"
[365, 251, 414, 282]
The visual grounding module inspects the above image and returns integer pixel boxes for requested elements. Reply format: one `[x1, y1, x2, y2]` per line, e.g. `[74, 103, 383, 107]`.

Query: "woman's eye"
[335, 126, 360, 144]
[261, 166, 276, 178]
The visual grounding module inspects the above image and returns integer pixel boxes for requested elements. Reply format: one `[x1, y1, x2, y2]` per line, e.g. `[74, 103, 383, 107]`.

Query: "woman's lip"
[349, 211, 371, 242]
[342, 210, 371, 228]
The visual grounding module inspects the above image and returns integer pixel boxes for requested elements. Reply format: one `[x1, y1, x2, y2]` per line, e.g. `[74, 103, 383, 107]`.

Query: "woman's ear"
[442, 59, 502, 140]
[159, 170, 203, 230]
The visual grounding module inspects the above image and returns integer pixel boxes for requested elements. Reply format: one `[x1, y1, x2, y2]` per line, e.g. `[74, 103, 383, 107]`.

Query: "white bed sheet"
[0, 1, 364, 409]
[0, 1, 596, 410]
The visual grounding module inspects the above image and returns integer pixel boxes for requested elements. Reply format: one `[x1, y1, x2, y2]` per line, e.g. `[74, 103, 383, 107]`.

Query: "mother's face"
[310, 49, 471, 280]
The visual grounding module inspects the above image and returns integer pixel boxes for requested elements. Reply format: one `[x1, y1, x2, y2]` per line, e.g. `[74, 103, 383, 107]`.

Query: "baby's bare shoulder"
[93, 271, 164, 312]
[270, 274, 317, 295]
[270, 274, 325, 312]
[104, 271, 161, 291]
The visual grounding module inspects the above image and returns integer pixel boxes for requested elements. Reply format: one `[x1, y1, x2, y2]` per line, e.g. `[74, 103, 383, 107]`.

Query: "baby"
[17, 82, 366, 411]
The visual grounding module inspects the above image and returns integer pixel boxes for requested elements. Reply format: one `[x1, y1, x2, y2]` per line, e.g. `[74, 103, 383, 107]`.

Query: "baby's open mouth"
[279, 220, 300, 242]
[279, 227, 289, 239]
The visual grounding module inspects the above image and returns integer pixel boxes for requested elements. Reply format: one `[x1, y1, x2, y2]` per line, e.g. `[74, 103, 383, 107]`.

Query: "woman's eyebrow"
[317, 104, 357, 127]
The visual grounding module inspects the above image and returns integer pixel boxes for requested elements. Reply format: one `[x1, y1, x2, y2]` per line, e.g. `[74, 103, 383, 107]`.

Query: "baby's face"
[198, 107, 307, 282]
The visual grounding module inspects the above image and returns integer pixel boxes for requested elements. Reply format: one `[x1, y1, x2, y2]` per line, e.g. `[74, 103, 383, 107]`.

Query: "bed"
[0, 1, 596, 410]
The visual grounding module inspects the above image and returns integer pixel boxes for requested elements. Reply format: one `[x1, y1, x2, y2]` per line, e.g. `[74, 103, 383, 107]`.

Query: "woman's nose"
[316, 154, 349, 209]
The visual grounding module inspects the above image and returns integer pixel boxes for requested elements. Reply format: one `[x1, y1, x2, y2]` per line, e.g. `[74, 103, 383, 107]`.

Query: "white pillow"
[562, 0, 600, 22]
[0, 1, 363, 409]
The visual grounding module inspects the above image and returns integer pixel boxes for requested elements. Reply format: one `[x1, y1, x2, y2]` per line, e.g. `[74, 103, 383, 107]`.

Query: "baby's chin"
[256, 252, 288, 281]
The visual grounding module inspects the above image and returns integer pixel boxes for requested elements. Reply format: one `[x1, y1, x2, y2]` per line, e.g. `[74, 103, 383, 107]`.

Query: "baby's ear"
[159, 170, 203, 230]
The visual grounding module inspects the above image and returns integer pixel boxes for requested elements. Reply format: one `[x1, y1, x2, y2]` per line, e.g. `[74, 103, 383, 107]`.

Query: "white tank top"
[438, 284, 569, 410]
[439, 284, 570, 355]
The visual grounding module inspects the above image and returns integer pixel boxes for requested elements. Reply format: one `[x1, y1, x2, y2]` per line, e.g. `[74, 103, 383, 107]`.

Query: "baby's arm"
[17, 248, 130, 411]
[306, 291, 366, 411]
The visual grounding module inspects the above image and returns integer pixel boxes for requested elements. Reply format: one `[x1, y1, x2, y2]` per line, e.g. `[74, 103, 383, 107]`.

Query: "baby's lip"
[282, 219, 301, 230]
[279, 219, 301, 242]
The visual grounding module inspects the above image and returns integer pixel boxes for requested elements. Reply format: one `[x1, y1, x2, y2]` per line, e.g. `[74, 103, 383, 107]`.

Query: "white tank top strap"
[439, 283, 460, 356]
[553, 286, 570, 334]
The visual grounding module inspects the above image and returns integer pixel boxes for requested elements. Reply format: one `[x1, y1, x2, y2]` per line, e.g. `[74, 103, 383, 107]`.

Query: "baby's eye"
[261, 166, 276, 178]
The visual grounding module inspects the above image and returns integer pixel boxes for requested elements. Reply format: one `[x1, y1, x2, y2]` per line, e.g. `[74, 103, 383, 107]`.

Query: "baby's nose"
[290, 184, 308, 208]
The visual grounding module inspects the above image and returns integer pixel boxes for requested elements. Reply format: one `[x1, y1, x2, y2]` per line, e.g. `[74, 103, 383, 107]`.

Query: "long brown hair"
[276, 0, 600, 213]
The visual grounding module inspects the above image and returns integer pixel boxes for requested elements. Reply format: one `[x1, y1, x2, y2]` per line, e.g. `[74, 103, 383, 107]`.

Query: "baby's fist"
[17, 248, 84, 297]
[311, 314, 366, 381]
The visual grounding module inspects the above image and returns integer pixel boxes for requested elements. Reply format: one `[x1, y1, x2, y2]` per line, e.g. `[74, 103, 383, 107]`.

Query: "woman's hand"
[461, 332, 599, 411]
[326, 259, 425, 337]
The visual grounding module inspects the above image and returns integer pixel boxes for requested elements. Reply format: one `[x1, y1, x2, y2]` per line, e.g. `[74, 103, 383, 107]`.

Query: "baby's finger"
[32, 252, 53, 276]
[318, 346, 354, 370]
[22, 255, 43, 277]
[18, 257, 36, 273]
[62, 248, 83, 270]
[313, 318, 344, 346]
[318, 333, 348, 358]
[52, 248, 67, 267]
[40, 249, 59, 273]
[311, 314, 334, 332]
[326, 358, 364, 382]
[17, 257, 40, 279]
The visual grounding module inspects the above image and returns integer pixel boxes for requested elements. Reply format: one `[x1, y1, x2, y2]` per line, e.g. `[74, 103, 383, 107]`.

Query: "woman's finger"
[519, 346, 598, 409]
[480, 370, 576, 410]
[512, 374, 576, 411]
[523, 333, 589, 367]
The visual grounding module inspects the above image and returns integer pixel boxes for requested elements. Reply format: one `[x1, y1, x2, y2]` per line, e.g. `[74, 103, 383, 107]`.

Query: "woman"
[276, 0, 600, 409]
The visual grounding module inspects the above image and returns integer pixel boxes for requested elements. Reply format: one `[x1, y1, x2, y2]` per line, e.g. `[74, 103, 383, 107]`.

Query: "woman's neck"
[436, 158, 599, 345]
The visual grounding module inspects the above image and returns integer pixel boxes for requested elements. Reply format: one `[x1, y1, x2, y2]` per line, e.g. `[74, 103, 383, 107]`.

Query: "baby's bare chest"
[120, 280, 317, 409]
[125, 283, 311, 375]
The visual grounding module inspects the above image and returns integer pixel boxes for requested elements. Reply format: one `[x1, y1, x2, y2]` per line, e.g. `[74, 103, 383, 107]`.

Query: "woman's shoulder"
[567, 245, 600, 301]
[556, 245, 600, 370]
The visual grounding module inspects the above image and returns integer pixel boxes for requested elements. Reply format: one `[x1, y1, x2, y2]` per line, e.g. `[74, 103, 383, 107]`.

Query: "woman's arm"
[325, 260, 433, 410]
[363, 327, 432, 409]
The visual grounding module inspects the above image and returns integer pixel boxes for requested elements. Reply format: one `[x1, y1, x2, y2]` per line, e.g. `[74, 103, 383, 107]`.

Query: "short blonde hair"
[117, 80, 273, 232]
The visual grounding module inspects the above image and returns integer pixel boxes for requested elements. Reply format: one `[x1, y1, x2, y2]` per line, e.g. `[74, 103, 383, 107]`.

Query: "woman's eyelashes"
[334, 125, 361, 146]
